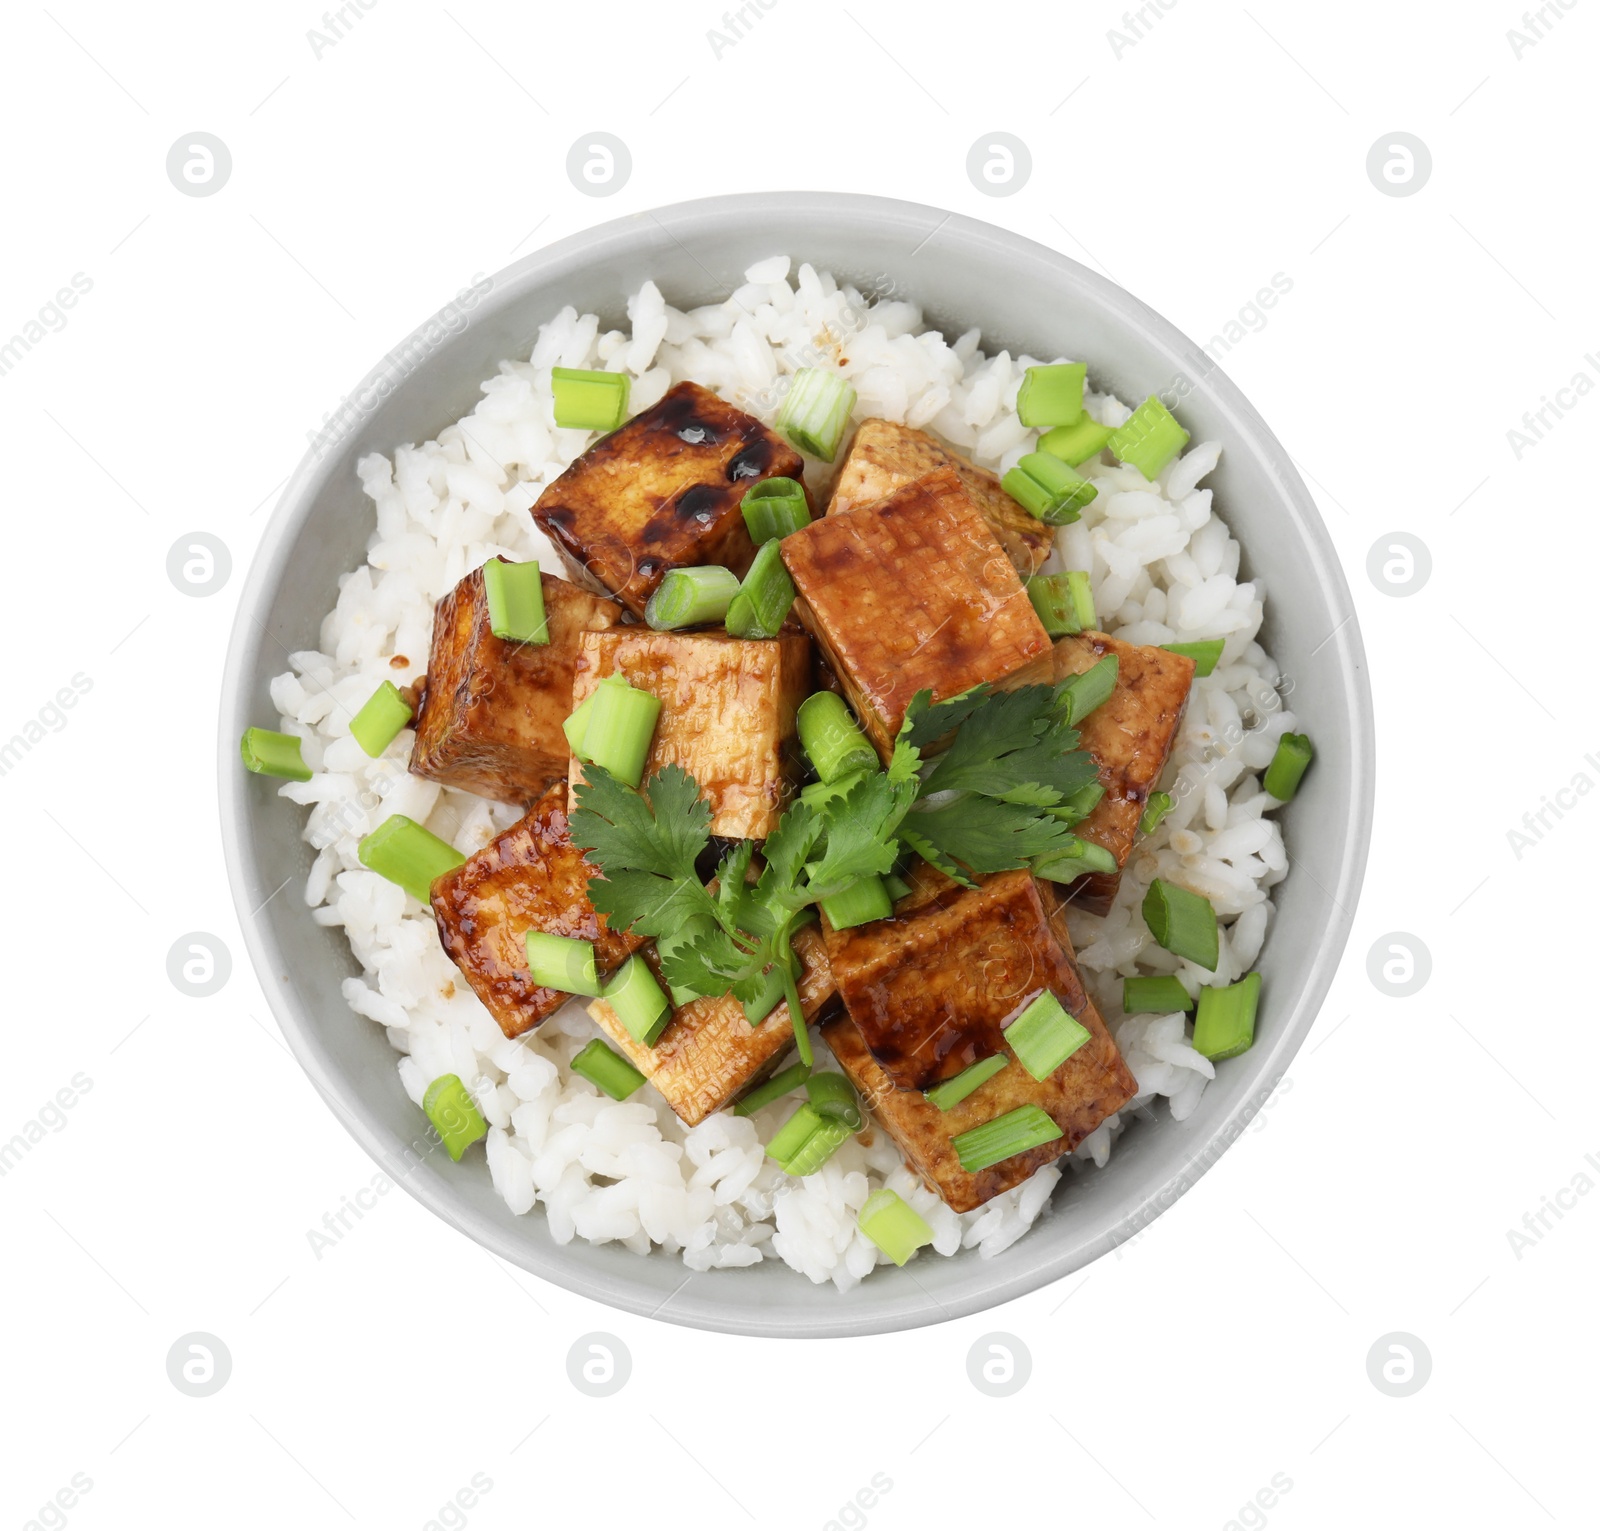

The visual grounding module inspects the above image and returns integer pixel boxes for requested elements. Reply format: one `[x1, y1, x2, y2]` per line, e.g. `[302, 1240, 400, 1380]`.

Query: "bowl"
[219, 192, 1374, 1338]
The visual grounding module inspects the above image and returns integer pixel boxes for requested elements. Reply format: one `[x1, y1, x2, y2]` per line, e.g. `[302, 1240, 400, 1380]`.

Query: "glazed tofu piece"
[588, 923, 838, 1126]
[569, 629, 810, 840]
[828, 418, 1053, 577]
[409, 563, 625, 805]
[782, 468, 1051, 758]
[820, 873, 1137, 1213]
[431, 783, 644, 1039]
[531, 381, 806, 618]
[1004, 631, 1195, 914]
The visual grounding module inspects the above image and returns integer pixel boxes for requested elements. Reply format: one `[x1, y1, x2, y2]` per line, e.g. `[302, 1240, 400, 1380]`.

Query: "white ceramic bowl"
[220, 193, 1374, 1337]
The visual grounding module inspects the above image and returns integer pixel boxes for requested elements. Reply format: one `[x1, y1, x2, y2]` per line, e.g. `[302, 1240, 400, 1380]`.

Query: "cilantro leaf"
[901, 792, 1077, 878]
[754, 801, 824, 914]
[803, 770, 917, 899]
[903, 685, 993, 748]
[919, 685, 1079, 799]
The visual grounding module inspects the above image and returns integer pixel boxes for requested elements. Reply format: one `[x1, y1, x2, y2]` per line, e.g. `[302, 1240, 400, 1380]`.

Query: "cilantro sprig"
[569, 673, 1111, 1066]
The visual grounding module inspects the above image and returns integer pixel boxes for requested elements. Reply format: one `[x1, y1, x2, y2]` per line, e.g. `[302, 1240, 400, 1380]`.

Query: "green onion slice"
[924, 1054, 1009, 1111]
[602, 954, 671, 1046]
[1139, 790, 1174, 835]
[858, 1188, 935, 1266]
[565, 673, 627, 760]
[1017, 362, 1087, 428]
[742, 955, 799, 1027]
[551, 366, 631, 432]
[733, 1061, 812, 1117]
[349, 681, 414, 758]
[357, 815, 465, 904]
[952, 1105, 1064, 1174]
[1122, 975, 1195, 1014]
[1027, 573, 1086, 637]
[482, 558, 548, 644]
[1003, 991, 1092, 1081]
[1108, 396, 1190, 480]
[570, 1039, 647, 1100]
[524, 931, 603, 998]
[821, 875, 892, 931]
[1162, 638, 1223, 677]
[644, 565, 740, 631]
[1141, 878, 1219, 971]
[780, 1116, 853, 1176]
[804, 1071, 862, 1129]
[724, 539, 795, 639]
[1039, 417, 1116, 467]
[1192, 972, 1261, 1060]
[765, 1102, 825, 1164]
[740, 477, 812, 542]
[580, 678, 661, 788]
[1032, 836, 1118, 884]
[422, 1073, 489, 1162]
[1264, 732, 1314, 802]
[1049, 780, 1106, 828]
[776, 367, 857, 462]
[240, 727, 311, 782]
[797, 692, 877, 782]
[882, 870, 913, 902]
[1002, 451, 1098, 525]
[1060, 654, 1119, 724]
[799, 769, 869, 814]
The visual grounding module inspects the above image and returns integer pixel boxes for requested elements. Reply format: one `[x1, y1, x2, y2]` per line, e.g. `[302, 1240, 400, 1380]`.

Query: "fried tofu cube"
[569, 629, 811, 840]
[588, 923, 838, 1126]
[820, 872, 1137, 1212]
[409, 563, 625, 805]
[828, 418, 1053, 577]
[531, 381, 806, 618]
[430, 783, 644, 1039]
[1004, 631, 1195, 914]
[782, 468, 1051, 758]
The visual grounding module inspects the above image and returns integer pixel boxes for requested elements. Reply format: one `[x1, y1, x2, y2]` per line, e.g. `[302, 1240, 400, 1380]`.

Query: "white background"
[2, 1, 1596, 1527]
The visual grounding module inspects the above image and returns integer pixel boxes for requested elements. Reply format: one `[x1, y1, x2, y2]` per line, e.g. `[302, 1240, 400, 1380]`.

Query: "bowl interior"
[220, 192, 1373, 1338]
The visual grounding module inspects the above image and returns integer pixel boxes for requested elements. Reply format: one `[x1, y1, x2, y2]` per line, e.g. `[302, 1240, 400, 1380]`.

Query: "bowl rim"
[219, 190, 1375, 1337]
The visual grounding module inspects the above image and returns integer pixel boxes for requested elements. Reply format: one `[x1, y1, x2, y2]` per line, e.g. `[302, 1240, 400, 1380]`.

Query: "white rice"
[268, 256, 1297, 1289]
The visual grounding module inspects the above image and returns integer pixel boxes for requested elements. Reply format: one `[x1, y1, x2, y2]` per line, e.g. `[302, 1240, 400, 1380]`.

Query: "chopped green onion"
[602, 954, 671, 1046]
[1060, 655, 1119, 724]
[780, 1116, 853, 1176]
[724, 539, 796, 639]
[740, 477, 812, 542]
[1264, 732, 1314, 802]
[765, 1102, 825, 1164]
[240, 727, 311, 782]
[805, 1071, 862, 1129]
[952, 1105, 1063, 1174]
[1122, 975, 1194, 1014]
[1039, 417, 1116, 466]
[1003, 991, 1092, 1081]
[776, 367, 857, 462]
[349, 681, 414, 758]
[564, 673, 628, 760]
[797, 692, 877, 782]
[924, 1054, 1009, 1111]
[821, 874, 892, 931]
[570, 1039, 648, 1100]
[524, 931, 603, 997]
[743, 952, 800, 1026]
[1049, 780, 1106, 828]
[799, 768, 869, 813]
[882, 870, 913, 902]
[857, 1188, 935, 1266]
[1064, 571, 1096, 632]
[1192, 972, 1261, 1060]
[1108, 396, 1190, 480]
[644, 565, 740, 631]
[481, 558, 548, 644]
[1027, 573, 1087, 637]
[357, 815, 465, 904]
[1032, 836, 1117, 883]
[1002, 451, 1098, 525]
[733, 1061, 811, 1117]
[1162, 639, 1223, 677]
[655, 915, 714, 1008]
[422, 1074, 488, 1162]
[1016, 362, 1087, 428]
[1139, 790, 1174, 835]
[551, 366, 630, 432]
[1141, 878, 1219, 971]
[581, 678, 661, 788]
